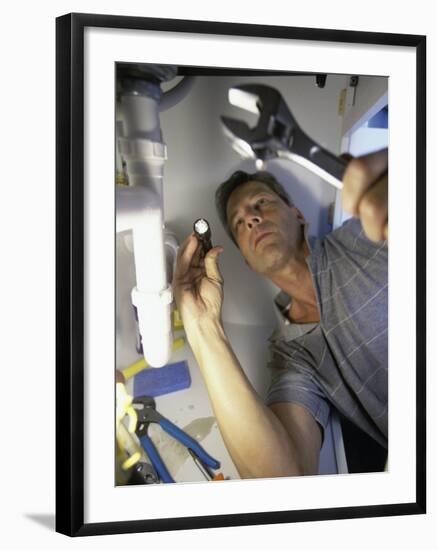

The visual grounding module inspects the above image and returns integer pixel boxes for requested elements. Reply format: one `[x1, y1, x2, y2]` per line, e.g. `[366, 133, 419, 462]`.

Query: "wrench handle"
[288, 130, 347, 189]
[308, 145, 347, 185]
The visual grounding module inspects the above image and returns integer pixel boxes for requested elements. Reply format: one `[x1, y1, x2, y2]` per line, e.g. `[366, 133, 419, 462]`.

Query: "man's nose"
[246, 211, 262, 229]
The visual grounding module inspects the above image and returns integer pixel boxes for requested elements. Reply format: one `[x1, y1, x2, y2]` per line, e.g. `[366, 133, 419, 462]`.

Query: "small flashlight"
[193, 218, 212, 254]
[255, 158, 265, 171]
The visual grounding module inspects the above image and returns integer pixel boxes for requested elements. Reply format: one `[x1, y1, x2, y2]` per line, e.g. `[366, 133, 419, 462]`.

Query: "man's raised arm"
[173, 234, 321, 478]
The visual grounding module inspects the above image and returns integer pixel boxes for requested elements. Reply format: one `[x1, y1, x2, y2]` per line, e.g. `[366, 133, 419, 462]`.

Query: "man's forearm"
[186, 318, 306, 478]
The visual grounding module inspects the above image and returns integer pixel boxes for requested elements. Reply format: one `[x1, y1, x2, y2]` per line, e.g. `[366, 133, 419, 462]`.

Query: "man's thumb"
[204, 246, 224, 283]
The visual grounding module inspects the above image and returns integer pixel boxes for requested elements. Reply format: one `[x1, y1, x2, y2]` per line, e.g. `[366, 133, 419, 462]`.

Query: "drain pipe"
[116, 69, 177, 367]
[159, 76, 196, 112]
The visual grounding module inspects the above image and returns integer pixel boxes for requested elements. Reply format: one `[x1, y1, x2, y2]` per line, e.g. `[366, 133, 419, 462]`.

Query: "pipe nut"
[159, 286, 173, 305]
[131, 286, 173, 308]
[118, 138, 167, 161]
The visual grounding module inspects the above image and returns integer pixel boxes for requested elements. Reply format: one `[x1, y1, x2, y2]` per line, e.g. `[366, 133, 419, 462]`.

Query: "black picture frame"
[56, 12, 426, 537]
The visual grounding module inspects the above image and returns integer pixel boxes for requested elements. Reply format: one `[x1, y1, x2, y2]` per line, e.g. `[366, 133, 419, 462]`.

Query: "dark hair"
[215, 170, 293, 244]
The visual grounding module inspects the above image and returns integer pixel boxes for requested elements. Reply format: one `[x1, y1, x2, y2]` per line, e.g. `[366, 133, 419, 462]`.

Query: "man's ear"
[290, 205, 306, 224]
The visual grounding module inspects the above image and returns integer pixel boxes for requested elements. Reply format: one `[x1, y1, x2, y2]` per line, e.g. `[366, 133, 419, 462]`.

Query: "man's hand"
[342, 148, 388, 242]
[173, 233, 224, 330]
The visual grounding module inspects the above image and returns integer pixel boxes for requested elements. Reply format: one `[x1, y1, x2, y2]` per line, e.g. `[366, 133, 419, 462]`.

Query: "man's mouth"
[254, 232, 274, 249]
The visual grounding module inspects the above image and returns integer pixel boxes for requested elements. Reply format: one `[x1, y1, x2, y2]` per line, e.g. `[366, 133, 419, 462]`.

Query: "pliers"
[221, 83, 347, 189]
[133, 396, 221, 483]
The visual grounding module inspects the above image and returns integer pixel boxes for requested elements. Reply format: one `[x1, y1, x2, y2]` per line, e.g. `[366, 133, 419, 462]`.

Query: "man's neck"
[269, 242, 320, 324]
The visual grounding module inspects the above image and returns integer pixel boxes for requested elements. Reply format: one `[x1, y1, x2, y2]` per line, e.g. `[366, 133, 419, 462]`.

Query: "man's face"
[226, 180, 305, 274]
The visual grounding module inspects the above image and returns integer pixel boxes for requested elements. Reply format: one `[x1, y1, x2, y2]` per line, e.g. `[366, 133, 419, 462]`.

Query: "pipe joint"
[131, 285, 173, 309]
[118, 138, 167, 163]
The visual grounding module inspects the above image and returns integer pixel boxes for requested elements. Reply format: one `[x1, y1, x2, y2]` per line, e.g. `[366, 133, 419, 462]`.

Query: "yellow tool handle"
[121, 358, 148, 381]
[116, 422, 142, 470]
[173, 309, 184, 330]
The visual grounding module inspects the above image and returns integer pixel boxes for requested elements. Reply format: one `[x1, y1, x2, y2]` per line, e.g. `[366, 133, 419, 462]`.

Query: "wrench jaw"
[252, 118, 295, 162]
[221, 84, 274, 164]
[228, 87, 261, 115]
[221, 117, 295, 163]
[221, 84, 299, 165]
[221, 114, 289, 164]
[220, 116, 257, 160]
[221, 83, 346, 188]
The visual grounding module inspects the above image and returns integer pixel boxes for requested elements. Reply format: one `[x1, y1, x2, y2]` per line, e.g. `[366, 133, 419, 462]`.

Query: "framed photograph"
[56, 12, 426, 536]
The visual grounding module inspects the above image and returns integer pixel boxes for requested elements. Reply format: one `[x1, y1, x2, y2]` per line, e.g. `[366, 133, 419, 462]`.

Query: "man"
[173, 149, 388, 478]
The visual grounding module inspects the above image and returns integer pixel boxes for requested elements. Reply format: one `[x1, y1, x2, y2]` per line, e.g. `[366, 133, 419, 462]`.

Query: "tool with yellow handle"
[116, 422, 142, 470]
[116, 381, 141, 470]
[173, 309, 184, 330]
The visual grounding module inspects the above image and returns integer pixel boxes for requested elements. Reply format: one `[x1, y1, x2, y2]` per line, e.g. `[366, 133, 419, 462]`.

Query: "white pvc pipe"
[116, 184, 167, 289]
[130, 183, 172, 367]
[116, 182, 173, 367]
[160, 76, 197, 112]
[116, 91, 173, 367]
[116, 76, 187, 367]
[121, 94, 162, 140]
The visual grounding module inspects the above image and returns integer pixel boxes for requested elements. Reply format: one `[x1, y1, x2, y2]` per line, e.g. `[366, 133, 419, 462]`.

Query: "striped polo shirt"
[266, 218, 388, 448]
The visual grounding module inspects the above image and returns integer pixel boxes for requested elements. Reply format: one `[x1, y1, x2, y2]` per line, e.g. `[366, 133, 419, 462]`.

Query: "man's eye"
[255, 198, 266, 207]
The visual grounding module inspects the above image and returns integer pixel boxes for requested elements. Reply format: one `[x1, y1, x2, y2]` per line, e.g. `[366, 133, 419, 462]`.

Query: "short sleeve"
[266, 340, 331, 434]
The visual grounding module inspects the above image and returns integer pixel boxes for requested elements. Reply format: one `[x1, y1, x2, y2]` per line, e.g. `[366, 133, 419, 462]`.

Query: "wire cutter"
[133, 396, 221, 483]
[221, 83, 347, 190]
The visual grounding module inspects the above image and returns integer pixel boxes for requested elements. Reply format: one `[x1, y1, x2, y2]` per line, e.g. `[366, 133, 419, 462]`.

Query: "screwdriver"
[188, 448, 225, 481]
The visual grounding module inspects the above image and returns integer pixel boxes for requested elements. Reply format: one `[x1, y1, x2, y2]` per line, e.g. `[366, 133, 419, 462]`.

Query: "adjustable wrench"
[221, 84, 347, 190]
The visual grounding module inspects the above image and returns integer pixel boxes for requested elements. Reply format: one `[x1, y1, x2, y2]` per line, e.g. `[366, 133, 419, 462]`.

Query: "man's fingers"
[358, 175, 388, 242]
[192, 237, 205, 265]
[342, 149, 388, 216]
[204, 247, 224, 284]
[175, 234, 224, 293]
[175, 234, 199, 279]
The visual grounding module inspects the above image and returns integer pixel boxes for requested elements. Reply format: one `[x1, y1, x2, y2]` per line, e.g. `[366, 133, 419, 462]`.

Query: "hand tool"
[116, 421, 142, 470]
[128, 460, 159, 485]
[193, 218, 213, 254]
[221, 83, 347, 189]
[133, 396, 221, 483]
[187, 448, 214, 480]
[116, 381, 138, 433]
[188, 448, 225, 481]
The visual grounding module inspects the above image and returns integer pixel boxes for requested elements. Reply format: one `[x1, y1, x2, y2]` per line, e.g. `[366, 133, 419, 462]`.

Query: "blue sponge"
[133, 361, 191, 398]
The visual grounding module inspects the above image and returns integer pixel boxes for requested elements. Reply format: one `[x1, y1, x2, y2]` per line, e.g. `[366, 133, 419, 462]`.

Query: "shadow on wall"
[25, 514, 55, 531]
